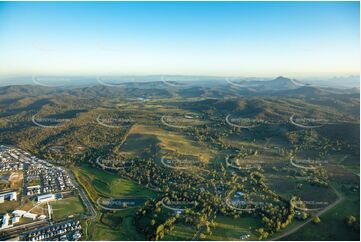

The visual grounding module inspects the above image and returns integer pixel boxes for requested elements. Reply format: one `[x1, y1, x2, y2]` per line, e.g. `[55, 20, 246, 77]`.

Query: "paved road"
[67, 169, 98, 240]
[67, 169, 97, 219]
[271, 185, 343, 241]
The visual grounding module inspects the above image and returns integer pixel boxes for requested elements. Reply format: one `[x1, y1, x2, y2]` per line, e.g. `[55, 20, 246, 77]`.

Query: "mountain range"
[0, 76, 358, 101]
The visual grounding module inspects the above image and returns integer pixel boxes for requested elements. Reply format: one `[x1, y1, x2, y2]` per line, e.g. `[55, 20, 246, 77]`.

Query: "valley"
[0, 77, 359, 240]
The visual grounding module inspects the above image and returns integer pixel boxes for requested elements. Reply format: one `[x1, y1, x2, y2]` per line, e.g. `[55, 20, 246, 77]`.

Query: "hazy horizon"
[0, 74, 359, 89]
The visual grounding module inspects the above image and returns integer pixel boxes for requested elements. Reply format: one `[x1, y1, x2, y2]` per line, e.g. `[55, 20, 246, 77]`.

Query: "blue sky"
[0, 1, 359, 77]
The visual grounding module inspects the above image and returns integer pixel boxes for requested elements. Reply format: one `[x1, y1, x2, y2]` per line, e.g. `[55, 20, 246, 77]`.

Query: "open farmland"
[0, 76, 359, 241]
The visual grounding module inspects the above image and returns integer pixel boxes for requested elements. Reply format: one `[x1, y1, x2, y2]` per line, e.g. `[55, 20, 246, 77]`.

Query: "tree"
[199, 233, 206, 240]
[155, 224, 165, 240]
[346, 215, 357, 226]
[312, 216, 321, 224]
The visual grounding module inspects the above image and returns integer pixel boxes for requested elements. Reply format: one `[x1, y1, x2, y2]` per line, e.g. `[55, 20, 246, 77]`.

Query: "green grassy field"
[129, 124, 215, 163]
[89, 207, 145, 240]
[206, 215, 262, 241]
[120, 133, 160, 159]
[163, 223, 197, 241]
[73, 163, 158, 240]
[50, 196, 86, 221]
[281, 183, 360, 241]
[73, 163, 157, 201]
[0, 200, 21, 214]
[0, 196, 34, 215]
[266, 177, 337, 203]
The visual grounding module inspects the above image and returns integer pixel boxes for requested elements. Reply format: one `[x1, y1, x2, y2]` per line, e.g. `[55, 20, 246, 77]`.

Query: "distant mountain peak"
[275, 76, 288, 80]
[272, 76, 305, 87]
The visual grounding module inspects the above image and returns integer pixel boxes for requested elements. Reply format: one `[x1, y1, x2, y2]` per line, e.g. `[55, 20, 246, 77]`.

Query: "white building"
[23, 212, 37, 220]
[0, 213, 12, 230]
[11, 216, 20, 224]
[37, 193, 56, 203]
[0, 191, 17, 203]
[10, 153, 18, 159]
[73, 231, 82, 240]
[12, 210, 26, 217]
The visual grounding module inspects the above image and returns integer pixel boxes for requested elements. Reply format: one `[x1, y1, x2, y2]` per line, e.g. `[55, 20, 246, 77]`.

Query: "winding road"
[271, 185, 343, 241]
